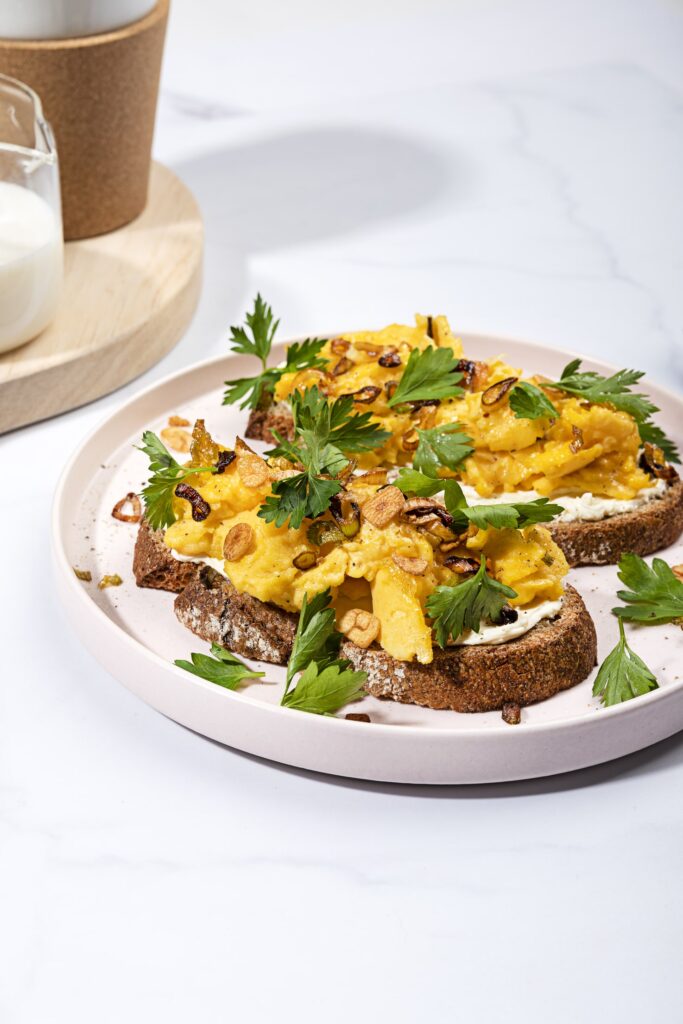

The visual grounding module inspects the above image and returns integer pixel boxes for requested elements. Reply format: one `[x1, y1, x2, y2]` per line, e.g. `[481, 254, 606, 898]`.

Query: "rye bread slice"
[548, 475, 683, 567]
[341, 584, 596, 713]
[171, 562, 596, 712]
[175, 565, 298, 664]
[133, 518, 201, 593]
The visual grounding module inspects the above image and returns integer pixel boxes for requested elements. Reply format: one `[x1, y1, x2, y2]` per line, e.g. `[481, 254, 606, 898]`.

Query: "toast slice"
[341, 585, 596, 712]
[167, 551, 596, 712]
[548, 476, 683, 567]
[248, 403, 683, 567]
[175, 565, 298, 664]
[133, 517, 201, 592]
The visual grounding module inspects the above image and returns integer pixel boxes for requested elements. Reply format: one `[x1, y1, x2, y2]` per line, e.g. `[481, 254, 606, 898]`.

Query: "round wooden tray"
[0, 162, 203, 434]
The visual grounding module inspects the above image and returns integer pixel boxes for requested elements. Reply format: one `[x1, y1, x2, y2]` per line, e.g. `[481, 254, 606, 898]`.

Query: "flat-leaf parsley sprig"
[412, 423, 473, 477]
[282, 590, 367, 715]
[592, 619, 658, 707]
[612, 553, 683, 625]
[386, 346, 464, 407]
[637, 420, 680, 464]
[509, 381, 559, 422]
[426, 558, 518, 646]
[443, 480, 563, 532]
[547, 360, 657, 422]
[259, 386, 391, 529]
[137, 430, 217, 530]
[395, 472, 563, 532]
[175, 644, 264, 689]
[223, 294, 328, 410]
[506, 360, 679, 462]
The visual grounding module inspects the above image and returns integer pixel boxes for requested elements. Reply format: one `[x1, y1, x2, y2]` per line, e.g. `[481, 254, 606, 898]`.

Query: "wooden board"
[0, 162, 202, 434]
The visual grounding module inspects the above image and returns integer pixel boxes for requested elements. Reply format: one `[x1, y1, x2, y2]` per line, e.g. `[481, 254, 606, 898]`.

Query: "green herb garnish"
[509, 381, 559, 421]
[514, 360, 678, 462]
[413, 423, 473, 477]
[282, 589, 366, 715]
[394, 468, 444, 497]
[592, 619, 658, 706]
[426, 558, 518, 646]
[260, 386, 390, 528]
[137, 430, 216, 530]
[396, 472, 563, 532]
[386, 346, 464, 407]
[548, 359, 657, 423]
[282, 661, 367, 715]
[174, 644, 264, 689]
[223, 294, 328, 410]
[637, 420, 680, 464]
[444, 482, 563, 532]
[612, 553, 683, 625]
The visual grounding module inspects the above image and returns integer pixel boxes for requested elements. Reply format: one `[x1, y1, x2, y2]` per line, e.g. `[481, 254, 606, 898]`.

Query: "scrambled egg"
[275, 315, 463, 469]
[165, 431, 568, 666]
[440, 376, 652, 499]
[275, 315, 653, 499]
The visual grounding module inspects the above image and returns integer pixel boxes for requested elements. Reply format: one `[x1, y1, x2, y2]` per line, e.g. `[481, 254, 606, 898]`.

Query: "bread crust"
[166, 550, 596, 712]
[245, 401, 295, 445]
[340, 585, 596, 712]
[548, 476, 683, 566]
[248, 404, 683, 566]
[174, 565, 298, 664]
[133, 517, 200, 592]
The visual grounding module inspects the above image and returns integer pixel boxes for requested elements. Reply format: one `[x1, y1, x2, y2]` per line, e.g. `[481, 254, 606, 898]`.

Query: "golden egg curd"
[275, 315, 655, 500]
[164, 425, 569, 666]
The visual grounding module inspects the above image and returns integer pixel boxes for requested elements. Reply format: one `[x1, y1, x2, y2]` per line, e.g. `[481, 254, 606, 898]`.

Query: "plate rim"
[51, 328, 683, 743]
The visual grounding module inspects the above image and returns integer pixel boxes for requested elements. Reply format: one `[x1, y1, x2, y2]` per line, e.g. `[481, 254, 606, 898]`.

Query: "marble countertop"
[3, 1, 683, 1020]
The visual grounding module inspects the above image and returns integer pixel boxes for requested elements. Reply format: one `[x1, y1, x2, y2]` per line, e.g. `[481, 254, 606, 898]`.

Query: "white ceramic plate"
[52, 334, 683, 784]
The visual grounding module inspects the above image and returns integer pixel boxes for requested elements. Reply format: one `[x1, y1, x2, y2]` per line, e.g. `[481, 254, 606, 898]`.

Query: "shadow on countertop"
[172, 124, 457, 253]
[196, 728, 683, 798]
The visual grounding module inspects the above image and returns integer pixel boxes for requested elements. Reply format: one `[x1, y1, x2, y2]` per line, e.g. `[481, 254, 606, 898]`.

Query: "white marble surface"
[3, 1, 683, 1020]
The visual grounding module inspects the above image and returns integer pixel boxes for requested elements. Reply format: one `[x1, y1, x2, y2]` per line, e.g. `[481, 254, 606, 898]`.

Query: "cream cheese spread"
[449, 598, 563, 646]
[170, 549, 227, 576]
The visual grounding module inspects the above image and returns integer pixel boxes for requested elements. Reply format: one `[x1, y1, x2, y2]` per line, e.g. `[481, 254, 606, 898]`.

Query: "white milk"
[0, 182, 63, 353]
[0, 1, 157, 40]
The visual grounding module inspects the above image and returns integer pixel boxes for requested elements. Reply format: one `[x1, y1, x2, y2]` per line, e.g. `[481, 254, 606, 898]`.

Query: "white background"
[2, 1, 683, 1020]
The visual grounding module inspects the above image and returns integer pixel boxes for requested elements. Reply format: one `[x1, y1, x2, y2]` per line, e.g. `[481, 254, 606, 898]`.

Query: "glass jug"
[0, 73, 63, 354]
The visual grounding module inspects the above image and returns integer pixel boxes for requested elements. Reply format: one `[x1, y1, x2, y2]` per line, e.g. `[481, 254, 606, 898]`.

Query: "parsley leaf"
[174, 644, 264, 689]
[396, 473, 564, 533]
[612, 553, 683, 625]
[637, 419, 680, 464]
[592, 619, 658, 707]
[457, 495, 562, 532]
[260, 471, 341, 529]
[509, 381, 559, 421]
[137, 430, 215, 530]
[228, 292, 279, 363]
[395, 468, 444, 497]
[405, 476, 563, 533]
[387, 346, 464, 407]
[222, 368, 282, 411]
[223, 294, 327, 410]
[282, 661, 367, 715]
[282, 589, 367, 715]
[413, 423, 473, 477]
[427, 558, 517, 646]
[286, 589, 341, 687]
[260, 386, 390, 529]
[291, 387, 390, 455]
[548, 359, 658, 423]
